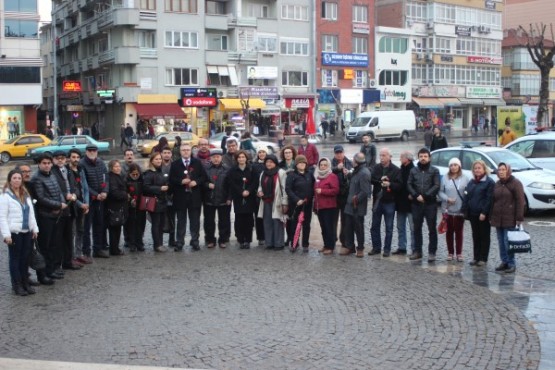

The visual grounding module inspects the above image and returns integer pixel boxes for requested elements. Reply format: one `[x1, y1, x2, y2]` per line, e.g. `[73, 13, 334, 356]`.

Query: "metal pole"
[52, 6, 58, 133]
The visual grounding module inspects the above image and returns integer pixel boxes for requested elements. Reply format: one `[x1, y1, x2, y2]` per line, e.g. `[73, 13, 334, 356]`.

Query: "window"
[138, 31, 156, 48]
[165, 0, 197, 13]
[431, 150, 460, 168]
[456, 37, 500, 57]
[322, 35, 338, 52]
[248, 3, 270, 18]
[352, 5, 368, 23]
[4, 0, 37, 12]
[321, 70, 337, 87]
[140, 0, 156, 10]
[435, 3, 456, 23]
[165, 31, 198, 48]
[379, 37, 408, 53]
[406, 2, 427, 22]
[280, 39, 309, 56]
[353, 70, 367, 88]
[322, 2, 338, 20]
[435, 37, 451, 54]
[206, 0, 225, 14]
[4, 19, 37, 38]
[257, 34, 277, 52]
[207, 66, 232, 86]
[237, 28, 255, 51]
[29, 136, 45, 144]
[166, 68, 199, 86]
[353, 37, 368, 54]
[207, 34, 228, 51]
[75, 137, 88, 145]
[59, 137, 75, 146]
[281, 5, 308, 21]
[282, 71, 308, 86]
[0, 67, 40, 83]
[378, 70, 408, 86]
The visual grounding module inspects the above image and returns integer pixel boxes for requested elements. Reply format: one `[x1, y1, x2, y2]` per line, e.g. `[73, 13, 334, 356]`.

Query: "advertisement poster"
[497, 106, 524, 138]
[522, 105, 538, 135]
[0, 110, 23, 140]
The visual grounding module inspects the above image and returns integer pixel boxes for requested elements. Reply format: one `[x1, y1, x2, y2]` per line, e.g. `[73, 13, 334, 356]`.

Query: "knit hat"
[448, 157, 461, 167]
[264, 154, 279, 166]
[295, 155, 308, 166]
[210, 149, 223, 157]
[256, 144, 268, 153]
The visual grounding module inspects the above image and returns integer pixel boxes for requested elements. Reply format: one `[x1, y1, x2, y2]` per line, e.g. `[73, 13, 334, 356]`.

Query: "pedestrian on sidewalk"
[360, 134, 377, 170]
[430, 126, 448, 152]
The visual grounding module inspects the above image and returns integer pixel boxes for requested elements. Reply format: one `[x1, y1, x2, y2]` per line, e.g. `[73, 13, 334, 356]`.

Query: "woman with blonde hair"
[461, 160, 495, 266]
[0, 170, 39, 296]
[439, 157, 469, 262]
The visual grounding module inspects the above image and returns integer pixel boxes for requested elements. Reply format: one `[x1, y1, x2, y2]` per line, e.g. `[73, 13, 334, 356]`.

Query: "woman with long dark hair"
[0, 170, 39, 296]
[285, 155, 314, 252]
[105, 160, 128, 256]
[143, 152, 170, 252]
[125, 163, 146, 252]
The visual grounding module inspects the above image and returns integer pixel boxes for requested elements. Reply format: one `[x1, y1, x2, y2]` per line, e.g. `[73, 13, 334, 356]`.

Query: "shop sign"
[66, 105, 83, 112]
[343, 69, 354, 80]
[239, 86, 279, 99]
[181, 88, 217, 98]
[380, 87, 409, 102]
[182, 97, 218, 107]
[285, 98, 311, 109]
[63, 80, 82, 92]
[353, 23, 370, 35]
[485, 0, 496, 10]
[467, 56, 502, 65]
[340, 89, 363, 104]
[441, 55, 453, 62]
[97, 89, 115, 98]
[417, 86, 465, 98]
[466, 86, 501, 99]
[455, 26, 472, 37]
[322, 52, 369, 67]
[246, 66, 278, 79]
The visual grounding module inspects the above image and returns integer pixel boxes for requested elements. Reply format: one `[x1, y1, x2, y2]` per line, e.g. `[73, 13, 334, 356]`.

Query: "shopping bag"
[507, 225, 532, 254]
[437, 213, 448, 234]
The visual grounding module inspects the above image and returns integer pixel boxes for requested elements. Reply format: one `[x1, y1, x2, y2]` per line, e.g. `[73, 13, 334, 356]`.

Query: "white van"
[346, 110, 416, 143]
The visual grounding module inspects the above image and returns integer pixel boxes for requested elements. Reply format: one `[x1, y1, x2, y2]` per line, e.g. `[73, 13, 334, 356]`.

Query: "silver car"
[504, 131, 555, 172]
[209, 132, 279, 154]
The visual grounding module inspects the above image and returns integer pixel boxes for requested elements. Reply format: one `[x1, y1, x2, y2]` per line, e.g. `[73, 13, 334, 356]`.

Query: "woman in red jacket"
[314, 158, 340, 255]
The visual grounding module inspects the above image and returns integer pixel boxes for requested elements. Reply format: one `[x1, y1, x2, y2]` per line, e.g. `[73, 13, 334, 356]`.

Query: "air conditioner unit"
[426, 52, 433, 61]
[406, 20, 413, 27]
[426, 22, 434, 30]
[416, 53, 423, 60]
[484, 27, 491, 34]
[368, 79, 377, 88]
[218, 90, 227, 98]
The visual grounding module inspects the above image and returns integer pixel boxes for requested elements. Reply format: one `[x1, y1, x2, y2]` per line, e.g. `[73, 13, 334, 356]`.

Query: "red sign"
[285, 98, 313, 109]
[467, 56, 502, 65]
[63, 80, 82, 92]
[182, 97, 217, 107]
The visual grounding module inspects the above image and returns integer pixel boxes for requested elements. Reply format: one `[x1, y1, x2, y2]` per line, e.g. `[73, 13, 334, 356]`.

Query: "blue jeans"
[396, 211, 414, 252]
[8, 232, 32, 283]
[83, 199, 107, 255]
[496, 227, 515, 268]
[370, 202, 396, 253]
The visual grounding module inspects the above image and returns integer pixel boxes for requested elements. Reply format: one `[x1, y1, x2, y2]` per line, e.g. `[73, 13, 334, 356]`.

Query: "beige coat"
[257, 169, 288, 220]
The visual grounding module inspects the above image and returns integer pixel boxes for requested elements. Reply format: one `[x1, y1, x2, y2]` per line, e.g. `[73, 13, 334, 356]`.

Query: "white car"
[209, 132, 279, 154]
[431, 146, 555, 211]
[503, 131, 555, 172]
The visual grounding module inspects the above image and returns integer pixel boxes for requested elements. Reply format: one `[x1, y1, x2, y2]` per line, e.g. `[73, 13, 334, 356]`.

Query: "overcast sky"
[39, 1, 52, 22]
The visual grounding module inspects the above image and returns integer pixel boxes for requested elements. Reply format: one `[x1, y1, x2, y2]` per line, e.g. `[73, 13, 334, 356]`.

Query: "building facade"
[376, 0, 505, 129]
[0, 0, 42, 137]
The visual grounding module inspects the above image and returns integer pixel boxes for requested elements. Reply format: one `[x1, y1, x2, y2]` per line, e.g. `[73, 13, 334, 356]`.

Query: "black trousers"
[150, 211, 164, 249]
[165, 205, 176, 245]
[255, 201, 265, 241]
[58, 215, 74, 266]
[176, 206, 201, 247]
[108, 225, 123, 252]
[469, 214, 491, 262]
[343, 214, 365, 250]
[288, 202, 313, 248]
[412, 202, 438, 255]
[125, 208, 146, 249]
[204, 204, 231, 244]
[317, 208, 337, 249]
[333, 204, 347, 246]
[234, 212, 254, 243]
[36, 215, 59, 275]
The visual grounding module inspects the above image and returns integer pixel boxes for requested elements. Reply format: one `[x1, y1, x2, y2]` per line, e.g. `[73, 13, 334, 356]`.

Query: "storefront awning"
[134, 104, 186, 119]
[219, 98, 266, 110]
[482, 99, 506, 106]
[412, 97, 444, 109]
[437, 98, 461, 107]
[458, 98, 484, 106]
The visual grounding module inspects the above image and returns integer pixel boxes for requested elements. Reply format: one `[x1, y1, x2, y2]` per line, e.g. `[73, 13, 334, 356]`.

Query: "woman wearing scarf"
[252, 145, 268, 246]
[278, 145, 297, 173]
[313, 158, 339, 255]
[461, 159, 495, 266]
[227, 150, 258, 249]
[142, 152, 170, 252]
[490, 163, 525, 274]
[257, 155, 288, 250]
[285, 155, 314, 252]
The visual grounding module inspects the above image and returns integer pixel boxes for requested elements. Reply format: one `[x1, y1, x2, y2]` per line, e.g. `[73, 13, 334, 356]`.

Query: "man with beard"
[161, 146, 176, 247]
[195, 138, 212, 168]
[360, 134, 377, 169]
[393, 151, 415, 255]
[203, 149, 231, 248]
[331, 145, 353, 248]
[121, 149, 136, 178]
[67, 149, 90, 265]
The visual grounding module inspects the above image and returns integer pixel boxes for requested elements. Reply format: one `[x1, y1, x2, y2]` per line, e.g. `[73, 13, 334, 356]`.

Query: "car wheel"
[524, 196, 531, 216]
[1, 152, 11, 163]
[348, 139, 355, 144]
[401, 131, 409, 142]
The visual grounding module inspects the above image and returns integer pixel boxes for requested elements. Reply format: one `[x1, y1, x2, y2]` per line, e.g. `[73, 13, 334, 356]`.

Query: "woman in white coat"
[0, 170, 39, 296]
[257, 155, 288, 250]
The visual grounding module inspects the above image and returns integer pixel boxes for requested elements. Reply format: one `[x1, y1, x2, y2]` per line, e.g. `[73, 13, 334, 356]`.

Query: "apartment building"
[49, 0, 313, 138]
[0, 0, 42, 137]
[376, 0, 504, 129]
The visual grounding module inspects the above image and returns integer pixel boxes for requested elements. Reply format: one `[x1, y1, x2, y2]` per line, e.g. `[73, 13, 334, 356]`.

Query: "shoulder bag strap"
[452, 178, 464, 201]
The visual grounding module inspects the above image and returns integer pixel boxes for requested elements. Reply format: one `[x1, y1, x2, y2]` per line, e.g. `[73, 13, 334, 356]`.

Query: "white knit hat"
[449, 157, 461, 167]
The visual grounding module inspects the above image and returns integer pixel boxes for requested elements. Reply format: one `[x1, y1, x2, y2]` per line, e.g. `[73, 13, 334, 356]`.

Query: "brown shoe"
[339, 247, 354, 256]
[318, 247, 326, 253]
[207, 243, 216, 248]
[355, 249, 364, 258]
[322, 249, 333, 256]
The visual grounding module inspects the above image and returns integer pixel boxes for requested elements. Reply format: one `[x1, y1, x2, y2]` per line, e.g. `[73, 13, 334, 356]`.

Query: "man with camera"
[368, 148, 402, 257]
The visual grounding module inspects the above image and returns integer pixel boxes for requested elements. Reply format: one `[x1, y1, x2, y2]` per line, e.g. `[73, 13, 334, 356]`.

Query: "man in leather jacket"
[407, 147, 440, 262]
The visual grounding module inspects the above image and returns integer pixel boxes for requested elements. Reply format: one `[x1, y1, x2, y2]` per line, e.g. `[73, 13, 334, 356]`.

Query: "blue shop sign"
[321, 52, 369, 67]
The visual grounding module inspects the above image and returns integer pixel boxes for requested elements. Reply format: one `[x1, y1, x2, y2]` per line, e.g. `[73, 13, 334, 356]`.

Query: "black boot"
[37, 271, 55, 286]
[21, 279, 36, 295]
[12, 281, 28, 296]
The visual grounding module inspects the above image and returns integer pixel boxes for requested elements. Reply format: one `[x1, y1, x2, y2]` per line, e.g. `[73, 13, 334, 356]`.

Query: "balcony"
[206, 50, 229, 65]
[117, 85, 141, 103]
[228, 51, 258, 65]
[228, 16, 257, 28]
[98, 7, 140, 30]
[511, 61, 538, 70]
[206, 14, 229, 30]
[139, 48, 157, 58]
[99, 46, 140, 65]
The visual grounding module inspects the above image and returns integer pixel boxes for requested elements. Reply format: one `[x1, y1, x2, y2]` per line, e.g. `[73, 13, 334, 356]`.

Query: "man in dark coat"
[169, 142, 207, 251]
[393, 151, 415, 255]
[360, 134, 377, 169]
[203, 149, 231, 248]
[331, 145, 353, 248]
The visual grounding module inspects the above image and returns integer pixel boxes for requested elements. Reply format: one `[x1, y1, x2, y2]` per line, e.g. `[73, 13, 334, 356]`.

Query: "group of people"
[0, 131, 526, 297]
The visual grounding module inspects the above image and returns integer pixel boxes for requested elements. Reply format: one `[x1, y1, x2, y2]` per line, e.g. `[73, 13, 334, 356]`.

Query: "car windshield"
[350, 117, 371, 127]
[486, 150, 537, 171]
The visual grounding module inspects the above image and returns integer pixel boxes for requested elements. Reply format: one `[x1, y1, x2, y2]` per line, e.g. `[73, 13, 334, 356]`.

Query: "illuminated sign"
[343, 69, 354, 80]
[467, 56, 502, 65]
[181, 88, 217, 98]
[97, 90, 115, 98]
[63, 81, 82, 92]
[322, 52, 369, 67]
[182, 97, 218, 107]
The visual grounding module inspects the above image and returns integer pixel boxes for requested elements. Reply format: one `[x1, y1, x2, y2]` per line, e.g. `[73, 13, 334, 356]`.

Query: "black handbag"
[29, 240, 46, 271]
[108, 207, 126, 226]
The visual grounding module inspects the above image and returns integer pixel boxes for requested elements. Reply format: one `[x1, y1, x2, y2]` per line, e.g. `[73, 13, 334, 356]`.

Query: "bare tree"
[518, 23, 555, 126]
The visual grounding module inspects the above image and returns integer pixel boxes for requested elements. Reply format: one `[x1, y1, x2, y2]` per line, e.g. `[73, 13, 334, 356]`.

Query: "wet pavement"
[0, 130, 553, 369]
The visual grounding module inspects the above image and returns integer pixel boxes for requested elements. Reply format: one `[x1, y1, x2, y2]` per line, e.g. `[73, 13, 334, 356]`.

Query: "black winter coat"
[370, 163, 402, 204]
[396, 162, 415, 213]
[407, 162, 440, 204]
[106, 172, 129, 218]
[204, 163, 229, 206]
[430, 135, 448, 152]
[31, 170, 64, 218]
[143, 167, 169, 213]
[169, 157, 207, 209]
[226, 164, 258, 214]
[51, 165, 74, 217]
[80, 156, 108, 198]
[331, 157, 353, 206]
[285, 170, 314, 206]
[462, 175, 495, 217]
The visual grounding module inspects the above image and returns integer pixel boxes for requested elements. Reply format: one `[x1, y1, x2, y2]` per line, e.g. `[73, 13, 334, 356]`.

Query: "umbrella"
[290, 204, 305, 252]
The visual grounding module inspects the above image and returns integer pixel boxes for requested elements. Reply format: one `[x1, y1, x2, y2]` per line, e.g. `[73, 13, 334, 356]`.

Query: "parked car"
[504, 132, 555, 172]
[28, 135, 110, 162]
[0, 134, 51, 163]
[209, 132, 279, 154]
[431, 146, 555, 212]
[136, 131, 200, 157]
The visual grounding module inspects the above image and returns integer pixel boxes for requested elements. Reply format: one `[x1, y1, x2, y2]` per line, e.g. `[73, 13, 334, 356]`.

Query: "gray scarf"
[315, 158, 332, 180]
